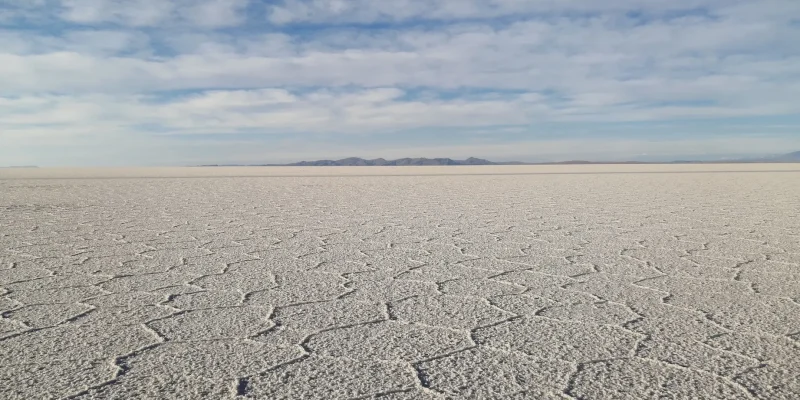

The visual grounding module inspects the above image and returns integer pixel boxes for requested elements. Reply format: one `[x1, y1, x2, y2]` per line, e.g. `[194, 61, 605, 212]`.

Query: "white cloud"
[59, 0, 249, 27]
[1, 0, 798, 165]
[265, 0, 760, 25]
[1, 17, 798, 113]
[3, 85, 799, 149]
[0, 29, 151, 56]
[0, 88, 543, 140]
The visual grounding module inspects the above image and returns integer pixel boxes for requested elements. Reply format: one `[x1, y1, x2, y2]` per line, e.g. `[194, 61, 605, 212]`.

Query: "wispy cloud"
[1, 0, 798, 165]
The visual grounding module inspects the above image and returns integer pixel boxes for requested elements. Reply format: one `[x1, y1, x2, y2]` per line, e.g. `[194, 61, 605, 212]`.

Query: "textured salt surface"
[0, 165, 798, 399]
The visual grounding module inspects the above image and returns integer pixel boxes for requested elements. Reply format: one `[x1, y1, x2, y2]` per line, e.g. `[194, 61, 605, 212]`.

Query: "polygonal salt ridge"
[569, 252, 659, 274]
[564, 273, 668, 307]
[357, 388, 444, 399]
[191, 245, 259, 260]
[166, 261, 235, 276]
[0, 258, 16, 270]
[381, 243, 478, 264]
[7, 285, 109, 305]
[491, 269, 575, 291]
[81, 291, 166, 307]
[86, 340, 304, 398]
[519, 240, 584, 257]
[625, 303, 729, 341]
[705, 238, 787, 255]
[225, 258, 314, 275]
[305, 320, 473, 362]
[6, 243, 83, 259]
[3, 273, 108, 291]
[191, 269, 276, 293]
[3, 302, 94, 328]
[194, 236, 250, 250]
[310, 260, 373, 275]
[536, 300, 641, 326]
[439, 278, 525, 298]
[689, 248, 756, 262]
[736, 269, 800, 298]
[271, 298, 386, 332]
[416, 347, 574, 399]
[636, 336, 760, 377]
[355, 231, 429, 247]
[454, 260, 527, 278]
[146, 306, 273, 341]
[514, 389, 582, 399]
[734, 362, 800, 400]
[251, 324, 308, 349]
[498, 255, 596, 277]
[473, 316, 643, 363]
[345, 278, 440, 304]
[247, 239, 323, 256]
[765, 252, 800, 265]
[343, 269, 397, 282]
[489, 293, 557, 316]
[99, 270, 201, 293]
[649, 257, 739, 280]
[270, 270, 350, 285]
[567, 357, 757, 400]
[391, 295, 516, 330]
[757, 233, 800, 251]
[246, 355, 418, 400]
[73, 305, 176, 327]
[166, 290, 243, 309]
[635, 275, 754, 295]
[138, 247, 214, 263]
[70, 256, 173, 275]
[458, 241, 528, 258]
[0, 266, 53, 285]
[739, 260, 800, 274]
[359, 256, 427, 276]
[395, 262, 497, 282]
[68, 242, 154, 259]
[633, 236, 707, 251]
[682, 255, 752, 271]
[0, 359, 118, 400]
[227, 236, 283, 250]
[0, 322, 160, 365]
[705, 332, 800, 363]
[297, 245, 378, 265]
[244, 274, 350, 307]
[359, 247, 432, 265]
[0, 317, 28, 338]
[0, 293, 22, 312]
[481, 230, 545, 244]
[148, 284, 206, 297]
[663, 289, 800, 337]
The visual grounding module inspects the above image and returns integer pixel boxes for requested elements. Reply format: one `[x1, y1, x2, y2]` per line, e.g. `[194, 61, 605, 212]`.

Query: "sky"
[1, 0, 799, 166]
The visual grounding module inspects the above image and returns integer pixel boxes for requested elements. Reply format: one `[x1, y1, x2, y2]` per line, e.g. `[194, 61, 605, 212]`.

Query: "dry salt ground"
[1, 165, 799, 399]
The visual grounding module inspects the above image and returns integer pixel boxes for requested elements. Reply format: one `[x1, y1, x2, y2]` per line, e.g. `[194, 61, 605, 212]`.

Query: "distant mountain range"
[755, 151, 800, 162]
[278, 157, 521, 166]
[199, 151, 800, 167]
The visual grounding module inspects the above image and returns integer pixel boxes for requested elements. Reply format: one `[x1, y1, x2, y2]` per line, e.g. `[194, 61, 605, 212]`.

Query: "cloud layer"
[1, 0, 799, 165]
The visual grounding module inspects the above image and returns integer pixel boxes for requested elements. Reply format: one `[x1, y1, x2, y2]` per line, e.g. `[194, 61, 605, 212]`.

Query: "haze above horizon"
[1, 0, 799, 166]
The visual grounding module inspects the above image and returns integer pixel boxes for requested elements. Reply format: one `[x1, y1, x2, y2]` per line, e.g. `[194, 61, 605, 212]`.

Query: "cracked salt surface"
[1, 164, 799, 399]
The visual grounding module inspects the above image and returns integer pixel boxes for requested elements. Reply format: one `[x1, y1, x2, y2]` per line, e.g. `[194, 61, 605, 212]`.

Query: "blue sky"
[1, 0, 799, 166]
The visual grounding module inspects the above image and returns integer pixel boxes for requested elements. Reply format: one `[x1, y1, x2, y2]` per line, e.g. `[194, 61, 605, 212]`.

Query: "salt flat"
[1, 165, 799, 399]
